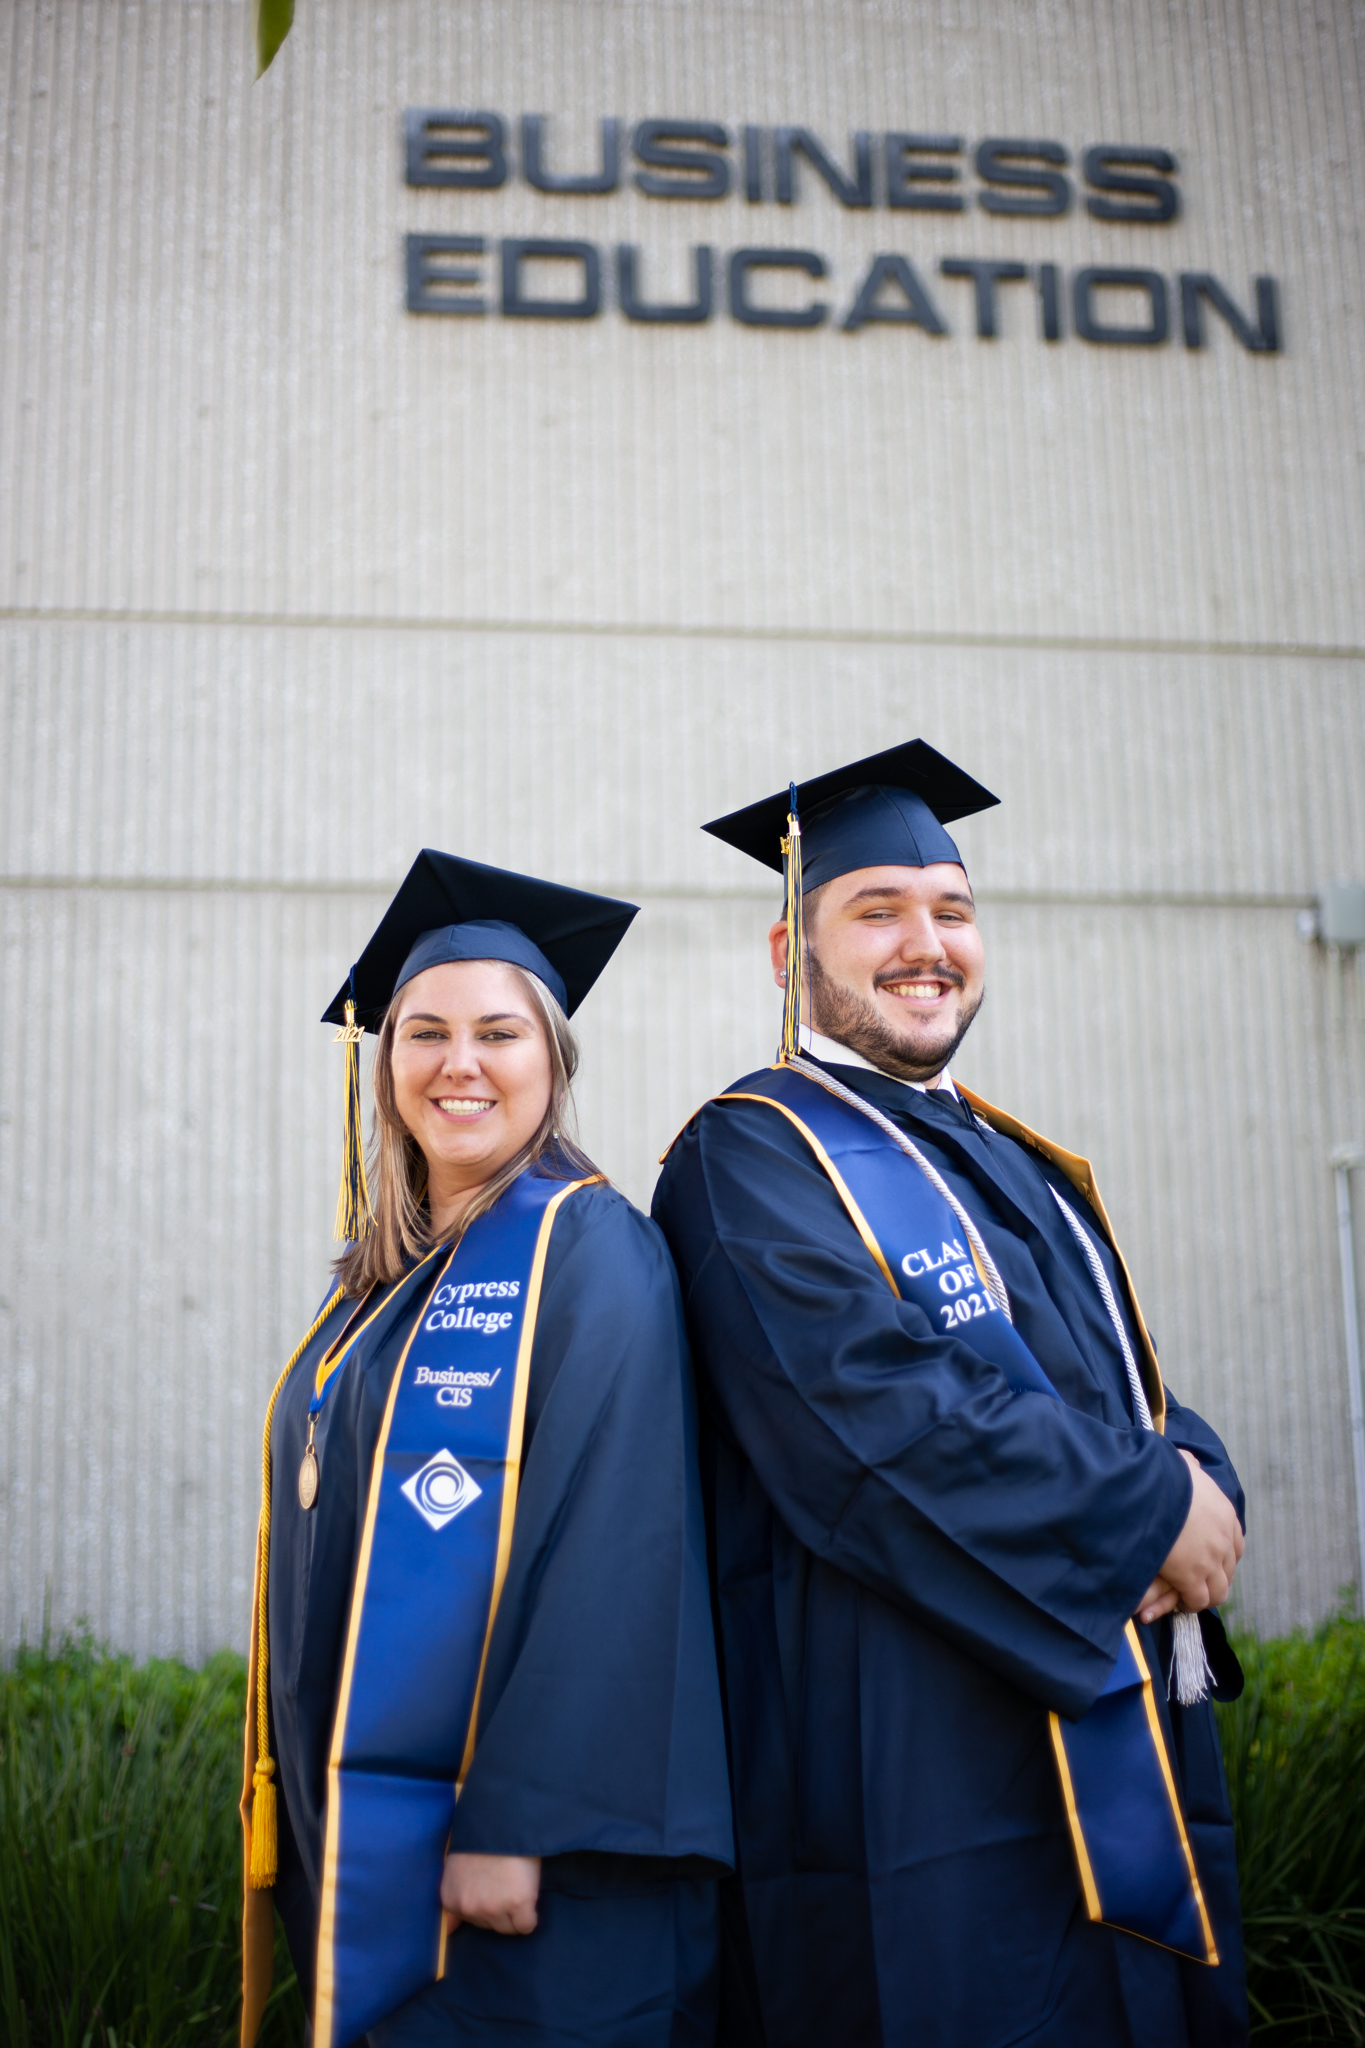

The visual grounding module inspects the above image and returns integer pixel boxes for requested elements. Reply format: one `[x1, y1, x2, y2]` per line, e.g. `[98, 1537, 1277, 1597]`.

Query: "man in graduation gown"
[651, 742, 1249, 2048]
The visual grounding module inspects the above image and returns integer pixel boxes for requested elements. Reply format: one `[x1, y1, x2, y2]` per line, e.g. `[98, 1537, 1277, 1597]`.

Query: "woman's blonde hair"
[334, 964, 597, 1297]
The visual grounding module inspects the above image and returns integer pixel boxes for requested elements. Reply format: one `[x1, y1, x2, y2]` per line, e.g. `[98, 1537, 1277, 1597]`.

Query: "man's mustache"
[872, 963, 966, 993]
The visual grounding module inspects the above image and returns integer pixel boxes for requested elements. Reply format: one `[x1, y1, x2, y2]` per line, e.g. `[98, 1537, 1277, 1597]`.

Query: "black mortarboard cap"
[703, 738, 998, 889]
[322, 850, 639, 1030]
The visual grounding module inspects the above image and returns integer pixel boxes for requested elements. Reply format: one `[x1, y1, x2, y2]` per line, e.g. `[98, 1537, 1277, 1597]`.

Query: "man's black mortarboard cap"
[322, 850, 639, 1030]
[702, 738, 998, 890]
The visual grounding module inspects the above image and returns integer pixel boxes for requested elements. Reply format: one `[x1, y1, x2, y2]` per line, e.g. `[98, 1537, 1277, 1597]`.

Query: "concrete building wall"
[1, 0, 1363, 1658]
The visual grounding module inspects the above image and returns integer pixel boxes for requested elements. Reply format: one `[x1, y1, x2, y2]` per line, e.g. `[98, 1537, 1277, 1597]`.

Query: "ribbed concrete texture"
[1, 0, 1363, 1656]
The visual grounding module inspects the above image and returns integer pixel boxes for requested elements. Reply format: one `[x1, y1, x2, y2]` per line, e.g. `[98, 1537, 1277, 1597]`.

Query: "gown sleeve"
[1161, 1385, 1246, 1524]
[448, 1185, 734, 1866]
[653, 1098, 1195, 1717]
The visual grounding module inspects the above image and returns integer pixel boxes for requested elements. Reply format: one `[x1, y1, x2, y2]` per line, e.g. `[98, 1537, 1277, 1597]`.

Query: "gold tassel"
[780, 782, 804, 1061]
[333, 997, 374, 1242]
[249, 1759, 277, 1888]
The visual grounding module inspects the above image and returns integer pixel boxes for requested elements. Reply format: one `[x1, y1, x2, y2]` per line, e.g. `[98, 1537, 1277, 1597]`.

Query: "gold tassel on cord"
[333, 995, 374, 1243]
[246, 1286, 344, 1889]
[780, 781, 804, 1061]
[248, 1761, 277, 1888]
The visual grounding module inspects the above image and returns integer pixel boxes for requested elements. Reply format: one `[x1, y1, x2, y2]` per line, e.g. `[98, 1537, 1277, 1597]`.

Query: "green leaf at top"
[255, 0, 295, 77]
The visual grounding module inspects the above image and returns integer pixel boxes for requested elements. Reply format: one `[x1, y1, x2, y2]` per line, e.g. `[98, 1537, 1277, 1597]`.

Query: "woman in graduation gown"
[240, 851, 732, 2048]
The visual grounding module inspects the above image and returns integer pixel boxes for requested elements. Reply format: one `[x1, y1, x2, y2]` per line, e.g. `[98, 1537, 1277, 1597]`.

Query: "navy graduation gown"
[651, 1056, 1247, 2048]
[265, 1180, 732, 2047]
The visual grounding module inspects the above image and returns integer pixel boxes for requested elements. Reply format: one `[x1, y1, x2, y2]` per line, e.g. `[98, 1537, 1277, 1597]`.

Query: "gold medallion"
[298, 1441, 319, 1511]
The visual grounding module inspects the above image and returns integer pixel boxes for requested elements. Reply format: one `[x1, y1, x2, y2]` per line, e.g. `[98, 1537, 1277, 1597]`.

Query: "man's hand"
[441, 1852, 541, 1936]
[1136, 1450, 1244, 1624]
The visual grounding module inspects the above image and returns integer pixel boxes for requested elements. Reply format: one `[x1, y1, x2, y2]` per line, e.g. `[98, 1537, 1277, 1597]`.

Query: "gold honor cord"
[248, 1286, 346, 1890]
[780, 783, 804, 1060]
[249, 1242, 455, 1887]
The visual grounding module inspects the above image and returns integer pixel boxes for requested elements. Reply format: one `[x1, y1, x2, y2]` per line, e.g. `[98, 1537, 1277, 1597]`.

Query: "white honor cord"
[786, 1056, 1014, 1320]
[1048, 1185, 1214, 1707]
[1047, 1187, 1154, 1429]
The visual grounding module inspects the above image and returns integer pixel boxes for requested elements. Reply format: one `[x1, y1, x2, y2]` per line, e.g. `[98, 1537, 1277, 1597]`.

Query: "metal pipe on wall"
[1332, 1146, 1365, 1604]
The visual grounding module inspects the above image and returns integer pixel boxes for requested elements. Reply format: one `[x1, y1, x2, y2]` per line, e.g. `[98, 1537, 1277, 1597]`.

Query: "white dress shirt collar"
[799, 1026, 957, 1098]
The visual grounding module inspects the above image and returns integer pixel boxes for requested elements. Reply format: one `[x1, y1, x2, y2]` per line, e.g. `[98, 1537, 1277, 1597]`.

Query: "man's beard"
[805, 946, 984, 1083]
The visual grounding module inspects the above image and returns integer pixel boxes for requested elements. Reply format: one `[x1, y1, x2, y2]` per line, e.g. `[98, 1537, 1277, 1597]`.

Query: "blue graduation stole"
[312, 1169, 600, 2048]
[724, 1065, 1218, 1966]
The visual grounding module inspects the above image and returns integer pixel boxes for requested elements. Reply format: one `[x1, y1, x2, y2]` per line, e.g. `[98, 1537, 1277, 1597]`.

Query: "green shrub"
[1222, 1614, 1365, 2041]
[0, 1632, 304, 2048]
[1, 1620, 1361, 2044]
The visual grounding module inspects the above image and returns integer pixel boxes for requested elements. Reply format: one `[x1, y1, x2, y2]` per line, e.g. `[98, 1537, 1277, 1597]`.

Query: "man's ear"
[767, 920, 788, 982]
